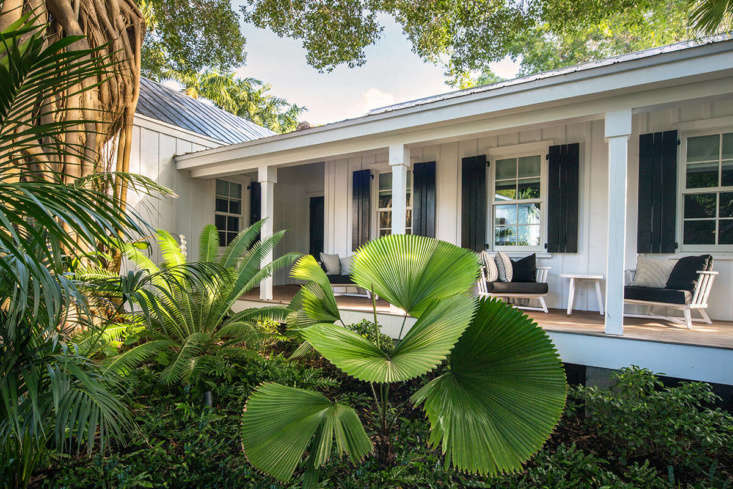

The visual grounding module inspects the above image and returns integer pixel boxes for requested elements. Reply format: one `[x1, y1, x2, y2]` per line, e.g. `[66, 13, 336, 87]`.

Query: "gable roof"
[135, 77, 275, 144]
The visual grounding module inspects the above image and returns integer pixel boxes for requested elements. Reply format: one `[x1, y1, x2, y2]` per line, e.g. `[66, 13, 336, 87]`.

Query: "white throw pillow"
[480, 251, 499, 282]
[319, 252, 341, 275]
[340, 255, 354, 275]
[632, 256, 675, 288]
[495, 251, 513, 282]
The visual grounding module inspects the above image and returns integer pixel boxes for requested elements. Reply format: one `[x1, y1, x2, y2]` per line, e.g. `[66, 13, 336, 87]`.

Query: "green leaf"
[350, 234, 479, 317]
[156, 230, 185, 267]
[199, 224, 219, 262]
[289, 255, 340, 324]
[301, 294, 475, 383]
[241, 383, 371, 482]
[411, 298, 567, 476]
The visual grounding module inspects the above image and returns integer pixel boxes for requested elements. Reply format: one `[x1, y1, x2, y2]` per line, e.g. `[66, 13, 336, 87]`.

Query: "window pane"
[722, 160, 733, 187]
[686, 162, 718, 188]
[495, 181, 516, 200]
[230, 182, 242, 199]
[379, 211, 391, 229]
[227, 216, 239, 232]
[215, 214, 226, 231]
[518, 155, 541, 178]
[719, 219, 733, 244]
[227, 232, 238, 245]
[723, 133, 733, 160]
[215, 198, 228, 212]
[379, 229, 390, 237]
[216, 180, 228, 196]
[495, 204, 517, 226]
[379, 172, 392, 190]
[405, 209, 412, 227]
[406, 172, 412, 190]
[406, 191, 412, 208]
[229, 200, 241, 215]
[684, 193, 716, 218]
[517, 178, 540, 200]
[516, 225, 541, 247]
[495, 159, 516, 180]
[684, 220, 715, 244]
[518, 203, 541, 225]
[720, 192, 733, 217]
[218, 231, 226, 246]
[495, 226, 516, 246]
[379, 195, 392, 209]
[687, 135, 719, 162]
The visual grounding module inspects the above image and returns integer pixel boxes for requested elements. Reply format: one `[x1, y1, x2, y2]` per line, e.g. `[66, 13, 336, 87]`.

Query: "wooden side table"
[559, 273, 605, 315]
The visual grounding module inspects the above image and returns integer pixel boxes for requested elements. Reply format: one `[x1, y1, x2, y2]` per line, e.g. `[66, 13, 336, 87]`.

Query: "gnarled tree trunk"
[0, 0, 145, 268]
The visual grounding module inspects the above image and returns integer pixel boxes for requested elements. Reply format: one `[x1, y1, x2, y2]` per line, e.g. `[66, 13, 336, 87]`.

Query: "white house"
[132, 39, 733, 387]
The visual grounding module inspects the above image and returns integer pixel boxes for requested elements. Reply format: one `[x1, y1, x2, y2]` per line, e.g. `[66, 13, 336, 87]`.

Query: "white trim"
[676, 115, 733, 132]
[133, 114, 223, 147]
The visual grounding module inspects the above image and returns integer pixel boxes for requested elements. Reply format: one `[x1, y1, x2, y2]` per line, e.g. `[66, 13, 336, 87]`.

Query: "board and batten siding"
[124, 116, 252, 268]
[322, 96, 733, 321]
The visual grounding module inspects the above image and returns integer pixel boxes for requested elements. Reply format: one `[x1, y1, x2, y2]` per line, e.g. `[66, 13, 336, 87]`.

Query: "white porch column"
[389, 144, 411, 235]
[604, 109, 632, 335]
[258, 166, 277, 301]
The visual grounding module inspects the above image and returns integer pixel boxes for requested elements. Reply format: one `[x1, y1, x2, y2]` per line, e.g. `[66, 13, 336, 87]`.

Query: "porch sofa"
[318, 252, 370, 297]
[477, 251, 551, 313]
[624, 254, 718, 329]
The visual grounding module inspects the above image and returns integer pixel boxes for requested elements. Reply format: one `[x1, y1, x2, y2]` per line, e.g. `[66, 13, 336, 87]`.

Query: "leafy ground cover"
[36, 333, 732, 489]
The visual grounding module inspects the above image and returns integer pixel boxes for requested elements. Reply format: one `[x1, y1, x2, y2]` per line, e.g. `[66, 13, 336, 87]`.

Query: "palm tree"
[106, 222, 300, 405]
[241, 235, 567, 487]
[690, 0, 733, 34]
[0, 13, 155, 488]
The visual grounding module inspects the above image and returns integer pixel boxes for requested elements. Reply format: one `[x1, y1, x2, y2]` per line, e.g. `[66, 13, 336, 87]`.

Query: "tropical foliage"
[107, 222, 300, 402]
[0, 13, 157, 489]
[241, 235, 567, 486]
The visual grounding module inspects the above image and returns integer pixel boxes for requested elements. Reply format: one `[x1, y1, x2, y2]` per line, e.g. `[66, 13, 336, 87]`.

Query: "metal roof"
[136, 77, 275, 144]
[368, 34, 733, 116]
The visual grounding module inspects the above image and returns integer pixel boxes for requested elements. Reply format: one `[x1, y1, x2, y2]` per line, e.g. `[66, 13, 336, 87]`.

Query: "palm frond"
[199, 224, 219, 262]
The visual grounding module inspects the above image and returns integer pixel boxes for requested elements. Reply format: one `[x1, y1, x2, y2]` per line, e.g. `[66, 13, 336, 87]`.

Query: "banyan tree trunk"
[0, 0, 145, 270]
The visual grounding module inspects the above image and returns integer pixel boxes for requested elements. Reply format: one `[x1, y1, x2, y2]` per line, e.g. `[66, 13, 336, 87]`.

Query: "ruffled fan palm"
[241, 234, 567, 487]
[106, 222, 300, 400]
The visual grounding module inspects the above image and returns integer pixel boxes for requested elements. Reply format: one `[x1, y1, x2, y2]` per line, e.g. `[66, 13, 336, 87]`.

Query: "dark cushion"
[625, 285, 690, 305]
[511, 254, 536, 282]
[665, 255, 712, 292]
[485, 281, 548, 294]
[327, 274, 354, 285]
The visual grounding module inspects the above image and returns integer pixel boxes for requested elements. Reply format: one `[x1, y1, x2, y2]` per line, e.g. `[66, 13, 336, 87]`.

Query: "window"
[377, 171, 412, 237]
[215, 179, 242, 246]
[491, 155, 543, 248]
[681, 132, 733, 246]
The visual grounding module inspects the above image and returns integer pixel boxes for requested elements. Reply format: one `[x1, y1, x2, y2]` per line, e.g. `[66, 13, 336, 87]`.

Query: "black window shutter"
[547, 143, 580, 253]
[461, 155, 487, 251]
[249, 181, 261, 225]
[413, 161, 436, 237]
[352, 169, 371, 251]
[637, 130, 678, 253]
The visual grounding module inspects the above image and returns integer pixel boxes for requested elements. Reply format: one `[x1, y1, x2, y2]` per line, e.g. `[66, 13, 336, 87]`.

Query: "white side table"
[560, 273, 605, 315]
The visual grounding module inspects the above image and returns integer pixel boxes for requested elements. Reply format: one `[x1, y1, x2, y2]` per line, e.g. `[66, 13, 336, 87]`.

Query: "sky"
[234, 14, 521, 125]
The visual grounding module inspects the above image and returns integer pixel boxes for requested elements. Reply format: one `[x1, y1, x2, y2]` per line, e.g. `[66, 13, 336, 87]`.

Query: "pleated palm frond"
[300, 294, 475, 383]
[411, 298, 567, 476]
[350, 234, 479, 317]
[241, 383, 371, 483]
[690, 0, 733, 34]
[288, 254, 341, 327]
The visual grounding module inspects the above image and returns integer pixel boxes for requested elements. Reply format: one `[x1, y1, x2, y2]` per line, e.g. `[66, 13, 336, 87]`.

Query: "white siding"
[322, 96, 733, 320]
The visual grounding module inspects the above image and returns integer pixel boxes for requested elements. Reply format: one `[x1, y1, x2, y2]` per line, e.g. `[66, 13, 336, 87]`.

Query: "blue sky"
[235, 14, 520, 125]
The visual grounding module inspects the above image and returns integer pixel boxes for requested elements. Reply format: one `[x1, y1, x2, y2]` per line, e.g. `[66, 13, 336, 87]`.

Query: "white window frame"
[677, 129, 733, 253]
[214, 179, 243, 246]
[373, 169, 413, 238]
[487, 141, 550, 252]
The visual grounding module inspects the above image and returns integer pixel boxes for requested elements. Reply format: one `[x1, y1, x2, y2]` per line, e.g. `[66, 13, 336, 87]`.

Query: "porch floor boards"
[241, 285, 733, 350]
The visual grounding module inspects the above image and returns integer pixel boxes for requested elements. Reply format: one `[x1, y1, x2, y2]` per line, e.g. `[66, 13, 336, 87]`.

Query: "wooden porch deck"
[241, 285, 733, 350]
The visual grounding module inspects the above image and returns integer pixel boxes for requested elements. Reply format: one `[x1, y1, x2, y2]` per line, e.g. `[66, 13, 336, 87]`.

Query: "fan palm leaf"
[411, 298, 567, 476]
[241, 383, 371, 483]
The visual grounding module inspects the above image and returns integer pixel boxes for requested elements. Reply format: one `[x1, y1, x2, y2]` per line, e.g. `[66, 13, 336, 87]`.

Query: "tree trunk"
[2, 0, 145, 271]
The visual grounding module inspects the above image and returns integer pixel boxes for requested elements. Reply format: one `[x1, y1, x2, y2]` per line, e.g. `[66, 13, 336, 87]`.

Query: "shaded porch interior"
[242, 285, 733, 350]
